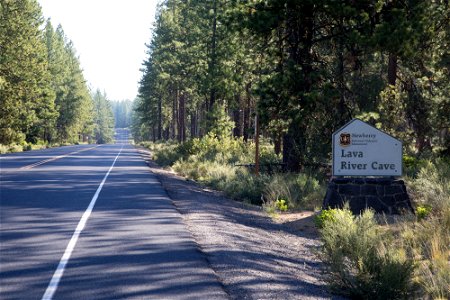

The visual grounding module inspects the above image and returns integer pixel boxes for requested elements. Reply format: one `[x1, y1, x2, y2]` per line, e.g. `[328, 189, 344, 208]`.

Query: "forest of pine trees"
[0, 0, 114, 147]
[111, 100, 133, 129]
[134, 0, 450, 170]
[1, 0, 449, 161]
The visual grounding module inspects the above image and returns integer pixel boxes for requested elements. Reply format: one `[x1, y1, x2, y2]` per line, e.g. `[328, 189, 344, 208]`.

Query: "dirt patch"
[274, 211, 319, 236]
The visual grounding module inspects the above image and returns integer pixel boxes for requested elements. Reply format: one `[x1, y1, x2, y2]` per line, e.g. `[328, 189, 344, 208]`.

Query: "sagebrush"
[143, 138, 327, 207]
[319, 207, 415, 299]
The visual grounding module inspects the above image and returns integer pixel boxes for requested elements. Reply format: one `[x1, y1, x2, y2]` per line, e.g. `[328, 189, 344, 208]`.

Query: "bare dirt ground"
[139, 148, 341, 299]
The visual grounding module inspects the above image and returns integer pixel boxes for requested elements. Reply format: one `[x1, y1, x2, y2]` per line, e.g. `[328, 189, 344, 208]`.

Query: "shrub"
[319, 207, 415, 299]
[403, 158, 450, 298]
[223, 169, 268, 204]
[263, 173, 326, 211]
[259, 142, 282, 166]
[172, 159, 237, 188]
[149, 135, 254, 167]
[314, 208, 338, 229]
[263, 174, 292, 206]
[416, 205, 432, 221]
[295, 173, 326, 210]
[401, 211, 450, 300]
[408, 158, 450, 217]
[415, 231, 450, 299]
[143, 137, 326, 210]
[275, 199, 288, 211]
[152, 142, 182, 166]
[403, 155, 428, 177]
[7, 144, 23, 153]
[31, 144, 48, 150]
[319, 189, 448, 300]
[0, 144, 9, 154]
[145, 137, 450, 299]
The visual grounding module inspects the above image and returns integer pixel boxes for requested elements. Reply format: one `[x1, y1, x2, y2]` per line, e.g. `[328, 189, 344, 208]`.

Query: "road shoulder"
[138, 147, 337, 300]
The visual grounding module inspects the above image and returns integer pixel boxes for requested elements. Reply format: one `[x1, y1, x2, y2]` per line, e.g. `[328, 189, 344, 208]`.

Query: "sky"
[38, 0, 159, 101]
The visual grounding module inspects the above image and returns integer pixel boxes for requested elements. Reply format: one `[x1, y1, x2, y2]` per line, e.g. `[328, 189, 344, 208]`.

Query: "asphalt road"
[0, 129, 228, 299]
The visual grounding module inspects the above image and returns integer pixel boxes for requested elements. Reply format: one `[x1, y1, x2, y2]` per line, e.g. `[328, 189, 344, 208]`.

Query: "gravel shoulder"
[138, 148, 339, 300]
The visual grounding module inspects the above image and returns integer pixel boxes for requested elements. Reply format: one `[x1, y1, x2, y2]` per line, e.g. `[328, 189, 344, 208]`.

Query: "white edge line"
[41, 145, 124, 300]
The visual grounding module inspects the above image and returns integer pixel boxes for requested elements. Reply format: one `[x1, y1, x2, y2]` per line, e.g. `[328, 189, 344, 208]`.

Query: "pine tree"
[92, 89, 114, 144]
[44, 22, 94, 143]
[134, 0, 450, 165]
[0, 0, 57, 144]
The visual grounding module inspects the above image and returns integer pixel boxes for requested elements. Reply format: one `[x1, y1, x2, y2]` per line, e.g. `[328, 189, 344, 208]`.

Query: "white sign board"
[332, 119, 402, 176]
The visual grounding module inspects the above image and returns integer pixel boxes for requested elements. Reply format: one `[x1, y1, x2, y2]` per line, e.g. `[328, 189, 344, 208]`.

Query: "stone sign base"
[322, 178, 414, 215]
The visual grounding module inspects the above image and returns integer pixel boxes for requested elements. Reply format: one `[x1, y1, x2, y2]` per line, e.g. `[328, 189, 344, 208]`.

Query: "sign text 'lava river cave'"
[332, 119, 402, 177]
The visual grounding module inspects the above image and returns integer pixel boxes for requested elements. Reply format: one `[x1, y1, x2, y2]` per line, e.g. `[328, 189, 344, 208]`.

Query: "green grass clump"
[314, 208, 338, 229]
[263, 198, 289, 215]
[262, 173, 326, 211]
[408, 158, 450, 217]
[0, 144, 26, 154]
[151, 136, 266, 205]
[223, 169, 269, 204]
[275, 199, 288, 211]
[416, 205, 432, 221]
[319, 207, 415, 299]
[1, 140, 82, 154]
[0, 144, 18, 154]
[145, 134, 255, 167]
[405, 158, 449, 299]
[401, 212, 450, 300]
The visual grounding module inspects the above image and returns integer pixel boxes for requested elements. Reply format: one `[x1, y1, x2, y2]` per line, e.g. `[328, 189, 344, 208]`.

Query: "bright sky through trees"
[38, 0, 158, 101]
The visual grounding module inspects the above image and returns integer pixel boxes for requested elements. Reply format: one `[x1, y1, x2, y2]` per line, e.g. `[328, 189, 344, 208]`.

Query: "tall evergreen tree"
[0, 0, 57, 144]
[134, 0, 450, 167]
[92, 89, 114, 144]
[44, 21, 94, 143]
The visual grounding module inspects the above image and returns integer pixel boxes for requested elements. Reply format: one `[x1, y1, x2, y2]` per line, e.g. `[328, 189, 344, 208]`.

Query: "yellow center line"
[20, 145, 101, 170]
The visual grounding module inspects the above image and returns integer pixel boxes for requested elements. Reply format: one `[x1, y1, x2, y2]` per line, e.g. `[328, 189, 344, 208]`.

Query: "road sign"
[332, 119, 402, 176]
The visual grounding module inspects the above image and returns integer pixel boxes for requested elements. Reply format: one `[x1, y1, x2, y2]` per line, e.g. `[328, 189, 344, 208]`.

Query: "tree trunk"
[199, 102, 207, 137]
[282, 122, 306, 173]
[388, 53, 397, 86]
[178, 92, 186, 142]
[152, 124, 156, 143]
[233, 109, 241, 137]
[190, 110, 197, 139]
[337, 18, 348, 126]
[243, 83, 252, 142]
[254, 114, 260, 176]
[208, 0, 218, 109]
[164, 126, 169, 140]
[157, 96, 162, 140]
[171, 88, 178, 140]
[405, 79, 432, 154]
[282, 2, 314, 172]
[274, 134, 282, 155]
